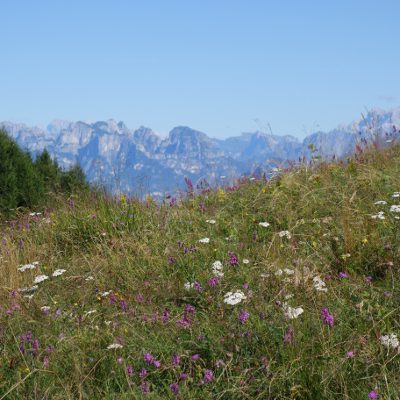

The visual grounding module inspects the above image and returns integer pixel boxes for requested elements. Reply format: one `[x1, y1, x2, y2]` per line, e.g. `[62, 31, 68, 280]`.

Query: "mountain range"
[2, 107, 400, 196]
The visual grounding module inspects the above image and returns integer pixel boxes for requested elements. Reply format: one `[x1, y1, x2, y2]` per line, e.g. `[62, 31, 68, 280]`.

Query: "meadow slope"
[1, 145, 400, 399]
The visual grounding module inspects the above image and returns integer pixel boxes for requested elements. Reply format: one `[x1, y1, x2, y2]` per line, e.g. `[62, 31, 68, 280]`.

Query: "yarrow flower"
[198, 237, 210, 243]
[282, 303, 304, 319]
[223, 291, 247, 305]
[392, 192, 400, 198]
[52, 269, 66, 277]
[18, 261, 39, 272]
[278, 230, 292, 239]
[380, 333, 399, 349]
[259, 222, 270, 228]
[390, 205, 400, 213]
[374, 200, 387, 205]
[321, 308, 334, 327]
[34, 275, 49, 284]
[211, 261, 224, 277]
[107, 343, 123, 350]
[205, 219, 216, 224]
[371, 211, 385, 220]
[313, 276, 328, 292]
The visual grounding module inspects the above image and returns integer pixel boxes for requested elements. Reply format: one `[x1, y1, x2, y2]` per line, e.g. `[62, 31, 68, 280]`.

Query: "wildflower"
[139, 368, 148, 379]
[243, 259, 249, 264]
[206, 219, 216, 224]
[191, 354, 200, 361]
[211, 260, 224, 277]
[162, 309, 170, 323]
[18, 285, 38, 295]
[228, 252, 239, 266]
[371, 211, 385, 220]
[346, 351, 355, 358]
[283, 325, 294, 344]
[283, 268, 295, 275]
[368, 390, 378, 399]
[392, 192, 400, 198]
[193, 281, 203, 292]
[259, 222, 270, 228]
[34, 275, 49, 284]
[153, 360, 161, 368]
[143, 353, 155, 364]
[321, 308, 334, 327]
[380, 333, 399, 349]
[223, 291, 247, 305]
[184, 281, 193, 290]
[170, 383, 179, 395]
[283, 304, 304, 319]
[85, 276, 94, 281]
[238, 309, 250, 324]
[180, 372, 188, 380]
[141, 381, 150, 395]
[390, 205, 400, 213]
[338, 272, 348, 279]
[171, 354, 181, 366]
[43, 356, 49, 368]
[278, 230, 292, 239]
[18, 262, 39, 272]
[52, 269, 66, 277]
[208, 277, 219, 287]
[313, 276, 328, 292]
[127, 365, 133, 376]
[107, 343, 123, 350]
[374, 200, 387, 205]
[201, 369, 214, 384]
[198, 237, 210, 243]
[41, 306, 50, 316]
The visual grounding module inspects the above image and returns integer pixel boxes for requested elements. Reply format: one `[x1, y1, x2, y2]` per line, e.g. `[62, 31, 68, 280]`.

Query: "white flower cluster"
[313, 276, 328, 292]
[34, 274, 49, 284]
[374, 200, 387, 205]
[211, 261, 224, 277]
[282, 302, 304, 319]
[206, 219, 216, 224]
[223, 291, 247, 305]
[275, 268, 295, 276]
[259, 222, 270, 228]
[278, 230, 292, 239]
[184, 282, 195, 290]
[18, 261, 39, 272]
[380, 333, 399, 349]
[390, 205, 400, 213]
[371, 211, 385, 220]
[198, 237, 210, 243]
[52, 269, 66, 277]
[107, 343, 123, 350]
[392, 192, 400, 198]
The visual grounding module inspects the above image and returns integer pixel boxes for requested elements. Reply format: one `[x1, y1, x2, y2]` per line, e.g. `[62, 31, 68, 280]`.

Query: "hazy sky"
[1, 0, 399, 138]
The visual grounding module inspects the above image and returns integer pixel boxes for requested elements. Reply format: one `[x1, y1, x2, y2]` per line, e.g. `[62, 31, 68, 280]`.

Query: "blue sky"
[1, 0, 399, 138]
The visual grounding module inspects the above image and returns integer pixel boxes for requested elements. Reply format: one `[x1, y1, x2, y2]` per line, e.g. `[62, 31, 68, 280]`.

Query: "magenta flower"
[208, 277, 219, 287]
[153, 360, 161, 368]
[139, 368, 148, 379]
[143, 353, 154, 364]
[126, 365, 133, 376]
[228, 252, 239, 266]
[193, 281, 203, 292]
[191, 354, 200, 361]
[283, 325, 294, 344]
[321, 308, 334, 327]
[141, 381, 150, 395]
[338, 272, 348, 278]
[170, 383, 179, 395]
[171, 354, 181, 366]
[201, 369, 214, 384]
[368, 390, 378, 399]
[238, 309, 250, 324]
[346, 351, 355, 358]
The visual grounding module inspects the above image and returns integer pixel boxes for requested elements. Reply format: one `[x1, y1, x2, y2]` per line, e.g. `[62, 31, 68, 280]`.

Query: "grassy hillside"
[1, 144, 400, 399]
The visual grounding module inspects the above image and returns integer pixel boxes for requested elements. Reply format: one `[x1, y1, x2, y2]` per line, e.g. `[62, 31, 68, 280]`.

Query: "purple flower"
[153, 360, 161, 368]
[43, 356, 49, 368]
[202, 369, 214, 384]
[193, 281, 203, 292]
[127, 365, 133, 376]
[338, 272, 348, 279]
[139, 368, 148, 379]
[365, 276, 373, 283]
[238, 309, 250, 324]
[346, 351, 355, 358]
[185, 304, 196, 314]
[228, 252, 239, 266]
[283, 325, 294, 344]
[162, 309, 170, 323]
[143, 353, 154, 364]
[141, 381, 150, 395]
[120, 300, 128, 312]
[180, 372, 188, 381]
[208, 277, 219, 287]
[368, 390, 378, 399]
[321, 308, 334, 327]
[170, 383, 179, 396]
[191, 354, 200, 361]
[171, 354, 181, 366]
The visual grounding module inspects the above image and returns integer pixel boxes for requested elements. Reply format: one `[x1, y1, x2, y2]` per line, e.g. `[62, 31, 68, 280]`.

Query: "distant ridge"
[2, 107, 400, 195]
